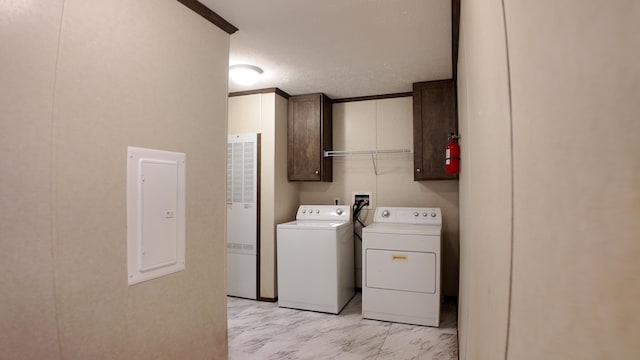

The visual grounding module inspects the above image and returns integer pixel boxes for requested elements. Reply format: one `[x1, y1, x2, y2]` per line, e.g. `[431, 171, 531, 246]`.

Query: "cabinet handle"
[416, 168, 421, 173]
[314, 170, 319, 175]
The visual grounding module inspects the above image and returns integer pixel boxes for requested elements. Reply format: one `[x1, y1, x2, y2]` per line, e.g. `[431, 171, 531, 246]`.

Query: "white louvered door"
[227, 133, 260, 299]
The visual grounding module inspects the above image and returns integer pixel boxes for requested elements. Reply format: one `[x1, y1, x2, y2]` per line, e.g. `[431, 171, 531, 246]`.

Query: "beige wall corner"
[51, 1, 230, 357]
[1, 0, 230, 358]
[458, 0, 640, 359]
[257, 93, 277, 299]
[228, 92, 298, 299]
[272, 93, 300, 297]
[0, 1, 64, 359]
[456, 0, 513, 358]
[505, 1, 640, 358]
[228, 94, 262, 134]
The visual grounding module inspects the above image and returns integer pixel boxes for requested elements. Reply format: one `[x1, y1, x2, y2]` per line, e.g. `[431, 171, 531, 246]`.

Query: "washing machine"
[362, 206, 442, 327]
[277, 205, 354, 314]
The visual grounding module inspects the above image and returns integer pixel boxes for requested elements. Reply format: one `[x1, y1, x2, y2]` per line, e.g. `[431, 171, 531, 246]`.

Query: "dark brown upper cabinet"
[287, 93, 332, 182]
[413, 80, 457, 180]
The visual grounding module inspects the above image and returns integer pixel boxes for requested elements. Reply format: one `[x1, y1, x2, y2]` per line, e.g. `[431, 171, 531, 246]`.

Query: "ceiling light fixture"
[229, 64, 263, 86]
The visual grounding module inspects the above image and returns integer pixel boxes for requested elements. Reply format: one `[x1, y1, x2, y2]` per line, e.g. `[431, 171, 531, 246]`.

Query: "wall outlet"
[353, 192, 372, 209]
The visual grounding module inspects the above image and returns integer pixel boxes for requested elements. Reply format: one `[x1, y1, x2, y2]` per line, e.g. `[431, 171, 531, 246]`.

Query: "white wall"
[506, 0, 640, 358]
[228, 93, 299, 299]
[457, 0, 640, 358]
[300, 97, 460, 295]
[456, 0, 513, 357]
[0, 0, 230, 358]
[0, 1, 63, 358]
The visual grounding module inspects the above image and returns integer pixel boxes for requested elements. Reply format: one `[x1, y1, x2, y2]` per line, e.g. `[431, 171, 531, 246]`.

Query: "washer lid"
[277, 220, 352, 231]
[362, 222, 441, 236]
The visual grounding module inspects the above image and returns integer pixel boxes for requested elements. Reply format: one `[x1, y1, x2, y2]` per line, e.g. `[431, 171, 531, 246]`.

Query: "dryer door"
[365, 249, 436, 294]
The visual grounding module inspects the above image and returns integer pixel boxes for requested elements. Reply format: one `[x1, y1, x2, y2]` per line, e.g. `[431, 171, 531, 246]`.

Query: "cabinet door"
[413, 80, 457, 180]
[287, 94, 332, 181]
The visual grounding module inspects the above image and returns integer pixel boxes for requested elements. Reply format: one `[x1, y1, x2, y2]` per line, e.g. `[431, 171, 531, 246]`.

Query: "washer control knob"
[381, 210, 390, 218]
[302, 209, 306, 213]
[336, 208, 343, 215]
[423, 212, 428, 217]
[316, 209, 320, 214]
[431, 212, 436, 217]
[413, 212, 419, 217]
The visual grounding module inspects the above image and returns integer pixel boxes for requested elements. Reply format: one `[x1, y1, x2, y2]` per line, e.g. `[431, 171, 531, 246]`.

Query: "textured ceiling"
[201, 0, 452, 99]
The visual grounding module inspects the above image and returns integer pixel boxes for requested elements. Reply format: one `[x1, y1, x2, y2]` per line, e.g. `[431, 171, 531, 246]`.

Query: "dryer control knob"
[316, 209, 320, 214]
[336, 208, 343, 215]
[382, 210, 390, 218]
[431, 212, 436, 217]
[414, 212, 419, 217]
[302, 209, 306, 213]
[423, 212, 428, 217]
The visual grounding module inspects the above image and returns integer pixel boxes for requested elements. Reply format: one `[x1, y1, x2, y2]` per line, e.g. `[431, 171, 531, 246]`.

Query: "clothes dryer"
[362, 207, 442, 326]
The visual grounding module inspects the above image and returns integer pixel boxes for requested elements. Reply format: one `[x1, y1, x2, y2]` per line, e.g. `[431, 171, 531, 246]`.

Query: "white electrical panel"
[127, 147, 186, 285]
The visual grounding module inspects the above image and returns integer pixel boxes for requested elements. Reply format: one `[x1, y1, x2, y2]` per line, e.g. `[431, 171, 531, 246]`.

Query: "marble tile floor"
[227, 293, 458, 360]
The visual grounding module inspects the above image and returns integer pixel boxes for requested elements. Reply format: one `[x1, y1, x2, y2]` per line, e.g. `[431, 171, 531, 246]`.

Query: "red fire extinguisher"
[445, 133, 460, 174]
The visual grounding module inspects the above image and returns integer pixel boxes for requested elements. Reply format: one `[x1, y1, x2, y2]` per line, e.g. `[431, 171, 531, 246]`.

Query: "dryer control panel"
[296, 205, 352, 222]
[373, 207, 441, 225]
